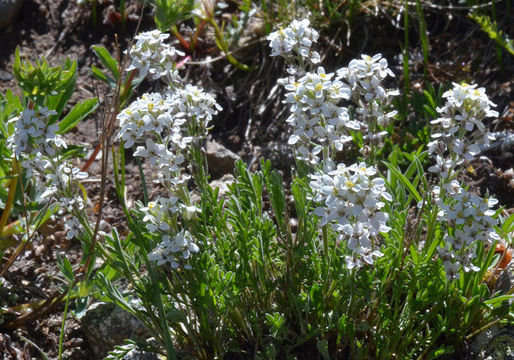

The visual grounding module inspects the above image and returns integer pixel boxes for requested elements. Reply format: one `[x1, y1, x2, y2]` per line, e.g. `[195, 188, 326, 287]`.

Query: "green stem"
[149, 263, 177, 360]
[58, 292, 71, 360]
[133, 147, 149, 206]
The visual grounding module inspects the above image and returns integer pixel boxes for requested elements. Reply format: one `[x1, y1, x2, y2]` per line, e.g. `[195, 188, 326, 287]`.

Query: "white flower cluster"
[280, 67, 354, 164]
[7, 107, 65, 158]
[432, 181, 499, 280]
[310, 162, 392, 268]
[336, 54, 399, 129]
[278, 53, 397, 164]
[269, 21, 398, 164]
[117, 92, 185, 148]
[148, 230, 200, 269]
[40, 160, 88, 240]
[428, 83, 498, 178]
[140, 197, 180, 232]
[7, 107, 88, 240]
[267, 19, 320, 65]
[118, 29, 222, 270]
[127, 30, 184, 82]
[117, 85, 221, 187]
[172, 84, 223, 134]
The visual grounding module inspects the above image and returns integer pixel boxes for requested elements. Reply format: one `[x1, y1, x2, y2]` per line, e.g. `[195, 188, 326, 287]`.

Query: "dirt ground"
[0, 0, 513, 358]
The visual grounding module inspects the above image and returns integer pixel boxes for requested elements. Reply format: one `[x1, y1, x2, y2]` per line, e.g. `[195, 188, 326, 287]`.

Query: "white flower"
[117, 92, 171, 148]
[134, 138, 168, 165]
[434, 181, 499, 280]
[192, 0, 215, 20]
[267, 19, 320, 64]
[140, 196, 180, 232]
[428, 155, 456, 178]
[126, 30, 185, 81]
[310, 162, 391, 268]
[429, 82, 498, 173]
[7, 107, 62, 158]
[168, 84, 222, 133]
[148, 230, 200, 268]
[64, 216, 82, 240]
[280, 67, 356, 158]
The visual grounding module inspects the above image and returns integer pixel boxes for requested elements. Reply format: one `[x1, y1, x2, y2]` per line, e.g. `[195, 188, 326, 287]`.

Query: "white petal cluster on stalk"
[117, 92, 183, 148]
[273, 43, 397, 164]
[64, 216, 83, 240]
[336, 54, 398, 130]
[148, 230, 200, 269]
[267, 19, 321, 64]
[427, 83, 498, 178]
[171, 84, 223, 133]
[127, 30, 185, 82]
[139, 196, 181, 232]
[118, 39, 222, 270]
[7, 107, 64, 158]
[7, 106, 88, 241]
[280, 66, 354, 164]
[310, 161, 392, 268]
[117, 85, 221, 187]
[433, 180, 499, 280]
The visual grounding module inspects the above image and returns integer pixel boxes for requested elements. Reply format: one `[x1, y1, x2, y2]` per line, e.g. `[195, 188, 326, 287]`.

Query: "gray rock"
[471, 324, 514, 360]
[209, 174, 235, 198]
[122, 349, 163, 360]
[206, 141, 240, 179]
[495, 266, 514, 294]
[81, 302, 151, 358]
[0, 0, 23, 29]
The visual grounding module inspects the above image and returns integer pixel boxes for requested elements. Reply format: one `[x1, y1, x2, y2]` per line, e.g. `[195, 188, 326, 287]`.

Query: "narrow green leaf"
[57, 254, 75, 282]
[383, 161, 422, 203]
[92, 45, 120, 80]
[47, 68, 77, 125]
[502, 212, 514, 234]
[58, 98, 98, 134]
[91, 65, 116, 87]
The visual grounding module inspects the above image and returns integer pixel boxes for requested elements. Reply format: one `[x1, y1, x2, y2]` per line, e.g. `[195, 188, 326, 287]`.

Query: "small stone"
[0, 0, 23, 29]
[81, 302, 151, 358]
[209, 174, 235, 198]
[470, 324, 514, 360]
[206, 141, 240, 179]
[122, 349, 163, 360]
[494, 266, 514, 294]
[0, 70, 13, 82]
[99, 219, 111, 233]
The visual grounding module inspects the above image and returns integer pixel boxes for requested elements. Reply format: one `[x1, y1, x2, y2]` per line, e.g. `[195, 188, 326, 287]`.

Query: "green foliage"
[96, 142, 514, 359]
[469, 12, 514, 56]
[13, 47, 77, 108]
[146, 0, 195, 31]
[91, 45, 140, 108]
[0, 47, 98, 339]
